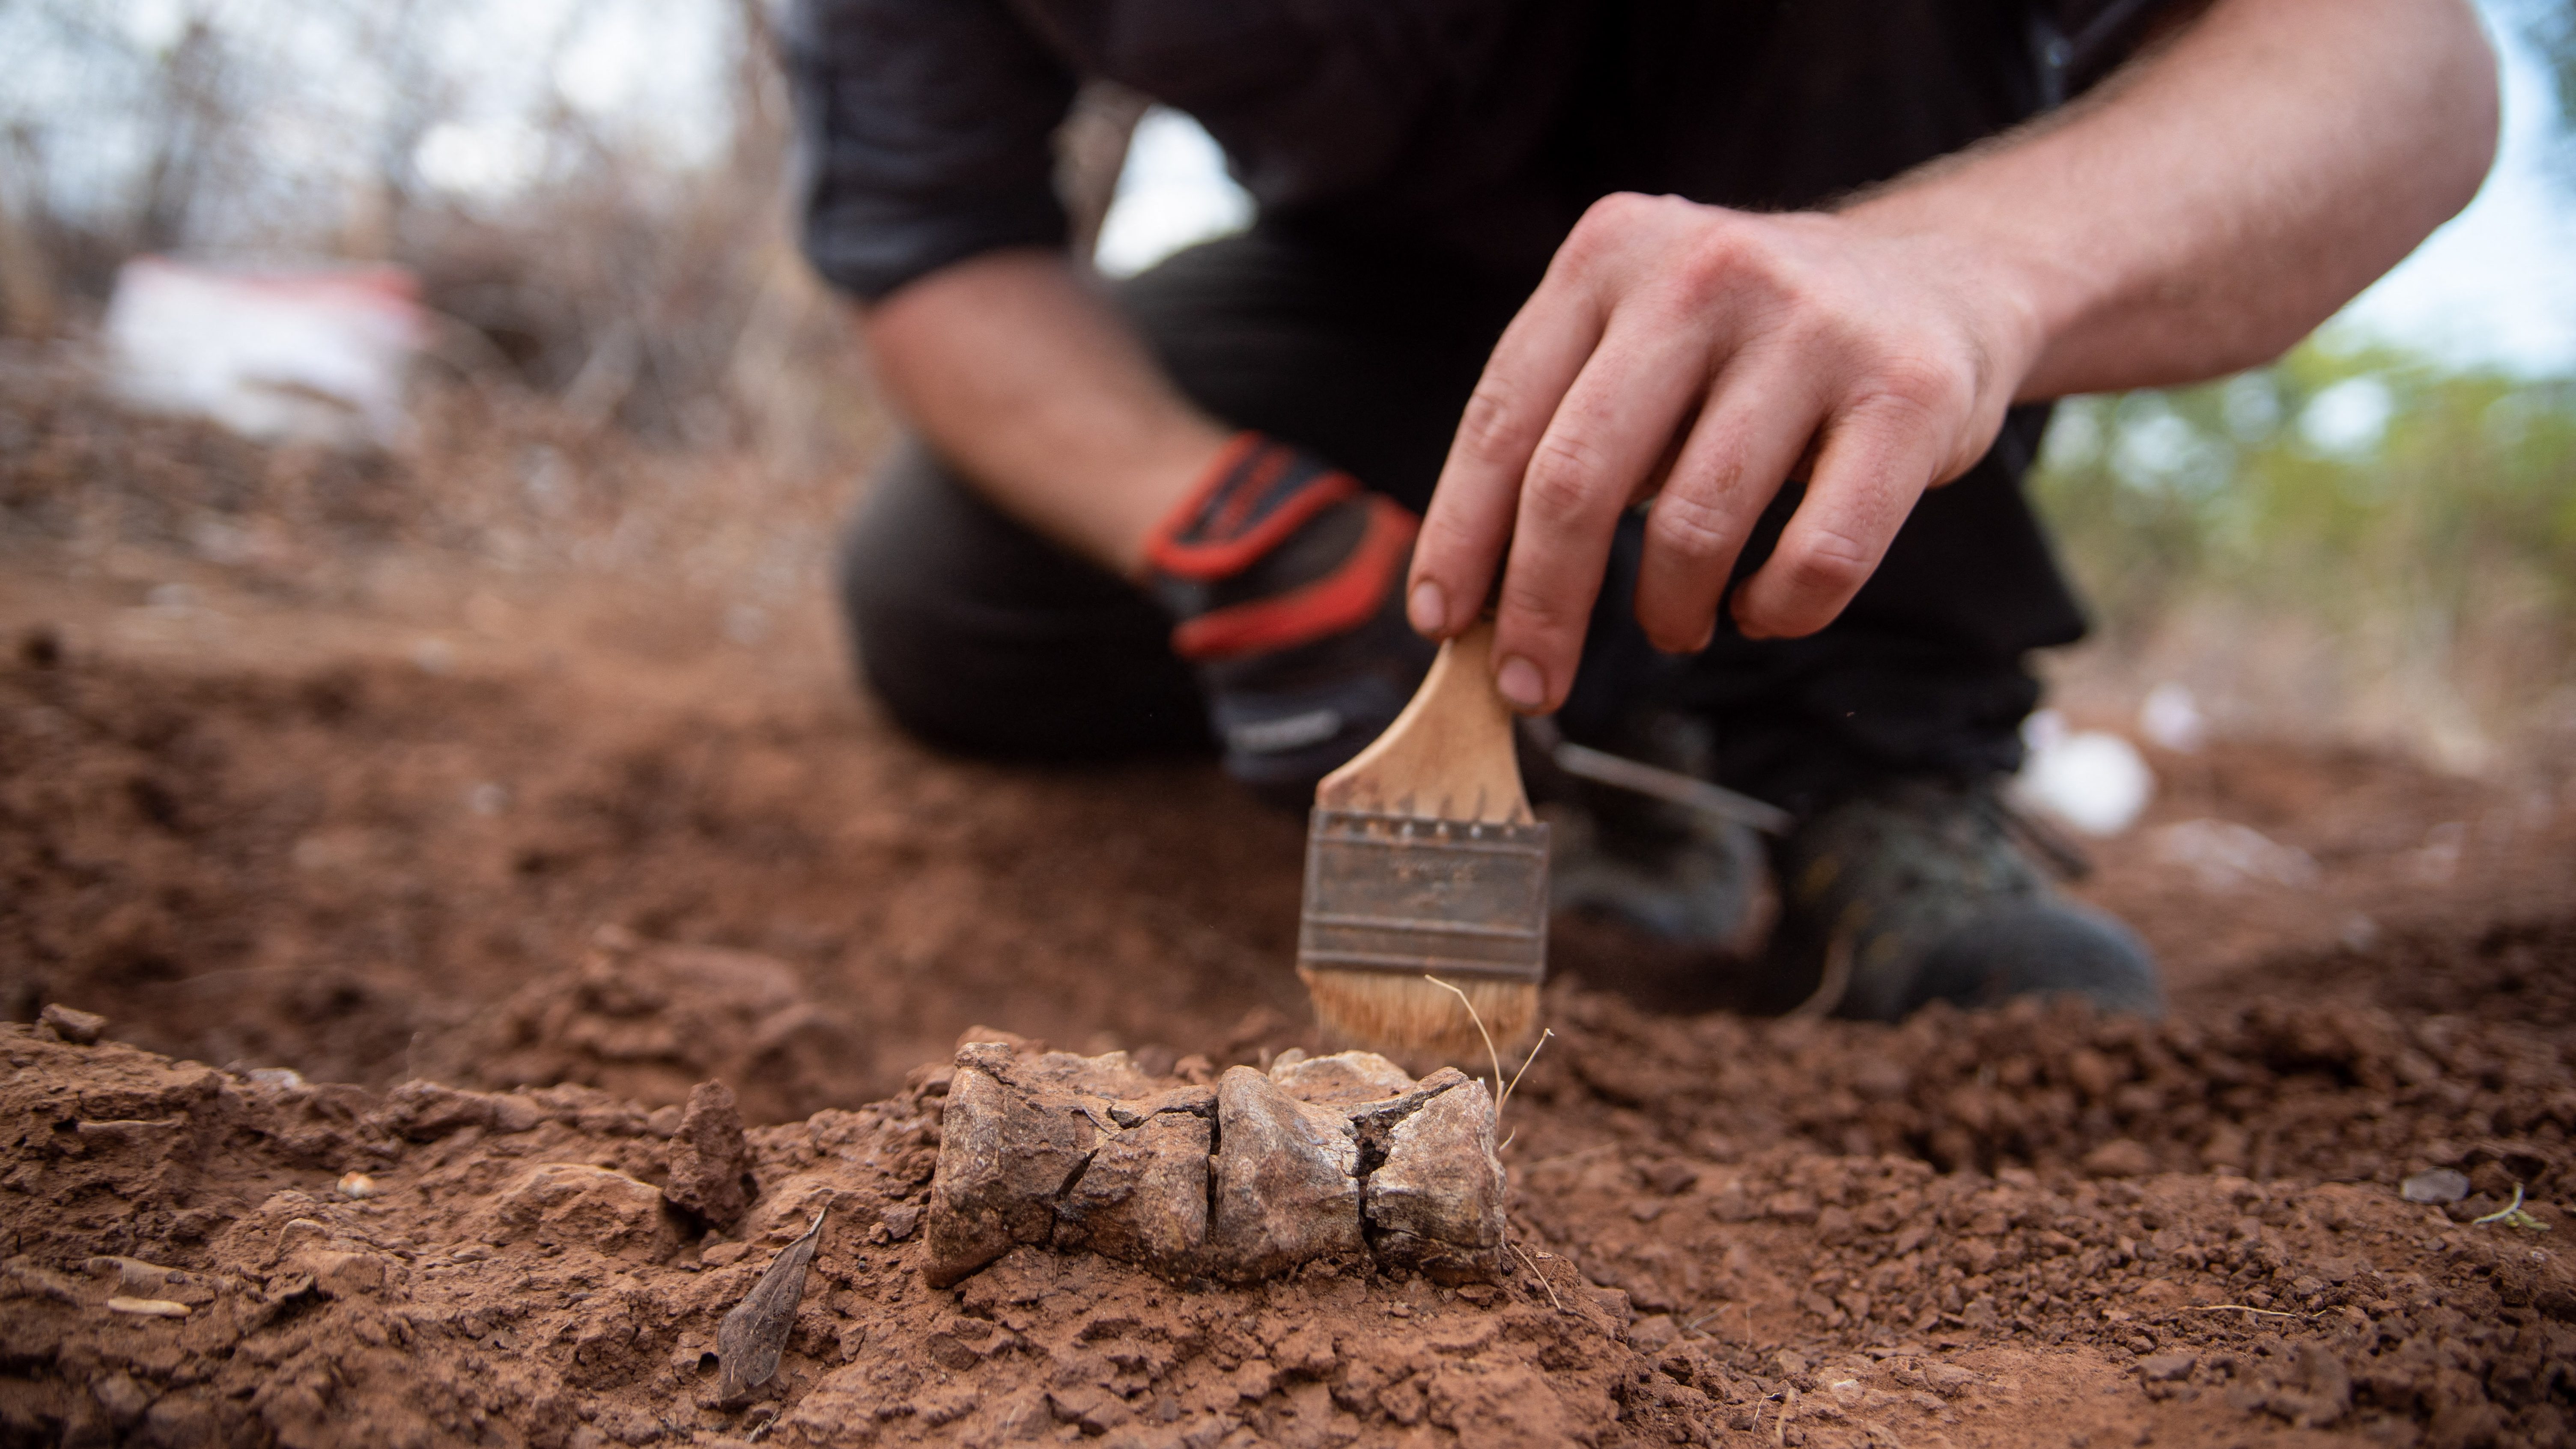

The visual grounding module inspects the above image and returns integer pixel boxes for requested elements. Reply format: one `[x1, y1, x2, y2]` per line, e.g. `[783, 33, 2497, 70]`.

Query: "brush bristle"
[1298, 967, 1538, 1067]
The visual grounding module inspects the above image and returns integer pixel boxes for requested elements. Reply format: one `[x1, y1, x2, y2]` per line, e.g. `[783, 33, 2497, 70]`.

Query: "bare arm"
[1407, 0, 2499, 714]
[1878, 0, 2501, 397]
[859, 247, 1232, 578]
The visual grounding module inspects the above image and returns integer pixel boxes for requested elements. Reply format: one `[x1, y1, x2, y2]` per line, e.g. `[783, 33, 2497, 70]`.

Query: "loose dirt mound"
[6, 377, 2576, 1443]
[6, 904, 2574, 1447]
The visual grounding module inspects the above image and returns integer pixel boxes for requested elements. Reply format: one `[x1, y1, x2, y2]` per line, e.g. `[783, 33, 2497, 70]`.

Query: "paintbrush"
[1296, 620, 1548, 1061]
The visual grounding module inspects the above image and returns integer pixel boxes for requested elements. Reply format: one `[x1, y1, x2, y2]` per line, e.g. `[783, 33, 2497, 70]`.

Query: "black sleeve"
[781, 0, 1080, 301]
[2036, 0, 2195, 101]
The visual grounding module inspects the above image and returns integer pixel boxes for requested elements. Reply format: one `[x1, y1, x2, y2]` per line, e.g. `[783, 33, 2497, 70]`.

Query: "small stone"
[2401, 1168, 2471, 1204]
[1048, 1386, 1132, 1434]
[878, 1202, 923, 1242]
[2136, 1352, 2196, 1383]
[665, 1080, 757, 1231]
[1229, 1359, 1279, 1401]
[106, 1296, 191, 1318]
[487, 1163, 680, 1261]
[1204, 1067, 1361, 1281]
[2081, 1139, 2156, 1178]
[2292, 1342, 2352, 1427]
[380, 1081, 501, 1141]
[1923, 1363, 1980, 1397]
[1642, 1160, 1701, 1196]
[293, 1249, 390, 1299]
[39, 1003, 105, 1045]
[336, 1172, 378, 1200]
[489, 1094, 545, 1134]
[92, 1371, 154, 1426]
[144, 1393, 245, 1449]
[1272, 1324, 1338, 1377]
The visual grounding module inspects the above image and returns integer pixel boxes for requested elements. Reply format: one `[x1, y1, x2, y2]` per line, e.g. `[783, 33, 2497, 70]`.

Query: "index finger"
[1407, 282, 1604, 640]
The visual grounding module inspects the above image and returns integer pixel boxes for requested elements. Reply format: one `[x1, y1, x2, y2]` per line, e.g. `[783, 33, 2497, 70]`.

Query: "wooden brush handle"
[1315, 621, 1530, 823]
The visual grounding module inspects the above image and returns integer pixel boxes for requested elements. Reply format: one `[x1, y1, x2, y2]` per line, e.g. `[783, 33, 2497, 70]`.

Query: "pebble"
[106, 1296, 191, 1318]
[39, 1003, 106, 1045]
[337, 1172, 379, 1200]
[2400, 1168, 2470, 1205]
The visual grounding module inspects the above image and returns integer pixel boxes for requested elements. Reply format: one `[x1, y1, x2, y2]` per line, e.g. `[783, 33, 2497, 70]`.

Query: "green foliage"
[2029, 341, 2576, 670]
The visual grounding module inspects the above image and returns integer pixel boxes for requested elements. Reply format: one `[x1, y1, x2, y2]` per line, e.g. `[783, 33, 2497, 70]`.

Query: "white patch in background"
[103, 257, 424, 446]
[414, 119, 548, 200]
[2013, 709, 2155, 837]
[1094, 109, 1255, 279]
[2298, 376, 2396, 458]
[2137, 682, 2208, 754]
[2152, 818, 2322, 892]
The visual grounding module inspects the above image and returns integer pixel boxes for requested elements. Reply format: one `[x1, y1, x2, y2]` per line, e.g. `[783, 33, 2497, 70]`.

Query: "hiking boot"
[1772, 777, 2163, 1021]
[1528, 711, 1771, 954]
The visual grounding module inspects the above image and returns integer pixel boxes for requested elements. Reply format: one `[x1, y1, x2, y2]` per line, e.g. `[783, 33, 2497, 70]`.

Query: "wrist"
[1107, 421, 1243, 581]
[1837, 193, 2058, 413]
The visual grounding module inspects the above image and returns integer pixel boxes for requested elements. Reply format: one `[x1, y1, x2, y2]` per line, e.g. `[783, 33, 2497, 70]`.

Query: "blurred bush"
[0, 0, 876, 471]
[2033, 343, 2576, 768]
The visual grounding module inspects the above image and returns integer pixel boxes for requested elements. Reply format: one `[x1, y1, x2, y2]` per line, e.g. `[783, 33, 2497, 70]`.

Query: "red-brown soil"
[3, 379, 2575, 1446]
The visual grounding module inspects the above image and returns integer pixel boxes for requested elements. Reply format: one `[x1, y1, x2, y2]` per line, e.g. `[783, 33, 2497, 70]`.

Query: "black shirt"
[784, 0, 2179, 302]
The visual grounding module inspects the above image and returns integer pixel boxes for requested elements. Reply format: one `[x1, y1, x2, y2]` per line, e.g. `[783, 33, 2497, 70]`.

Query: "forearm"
[859, 248, 1232, 577]
[1846, 0, 2498, 400]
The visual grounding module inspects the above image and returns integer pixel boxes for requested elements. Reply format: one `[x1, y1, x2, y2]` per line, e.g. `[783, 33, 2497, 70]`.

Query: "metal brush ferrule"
[1296, 808, 1550, 983]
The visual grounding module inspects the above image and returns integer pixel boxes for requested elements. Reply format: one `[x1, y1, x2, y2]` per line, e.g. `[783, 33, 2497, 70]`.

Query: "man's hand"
[1405, 0, 2498, 716]
[1405, 196, 2040, 712]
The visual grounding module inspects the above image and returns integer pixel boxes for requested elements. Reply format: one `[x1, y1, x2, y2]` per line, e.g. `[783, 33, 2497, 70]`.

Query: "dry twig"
[1510, 1240, 1568, 1315]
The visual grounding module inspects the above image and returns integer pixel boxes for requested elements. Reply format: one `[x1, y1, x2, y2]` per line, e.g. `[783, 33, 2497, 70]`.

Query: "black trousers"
[839, 228, 2088, 815]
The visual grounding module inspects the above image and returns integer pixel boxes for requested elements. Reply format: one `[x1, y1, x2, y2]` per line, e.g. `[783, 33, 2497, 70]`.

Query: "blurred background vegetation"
[2032, 343, 2576, 770]
[2029, 0, 2576, 769]
[0, 0, 2570, 770]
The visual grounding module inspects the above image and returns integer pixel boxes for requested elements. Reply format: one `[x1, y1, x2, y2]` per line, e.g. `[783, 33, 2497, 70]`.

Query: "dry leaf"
[716, 1210, 825, 1402]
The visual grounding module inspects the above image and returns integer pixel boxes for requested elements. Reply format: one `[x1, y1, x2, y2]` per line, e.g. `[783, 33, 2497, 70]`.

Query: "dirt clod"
[488, 1161, 680, 1261]
[2403, 1166, 2472, 1203]
[665, 1079, 757, 1231]
[38, 1002, 105, 1044]
[4, 436, 2576, 1448]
